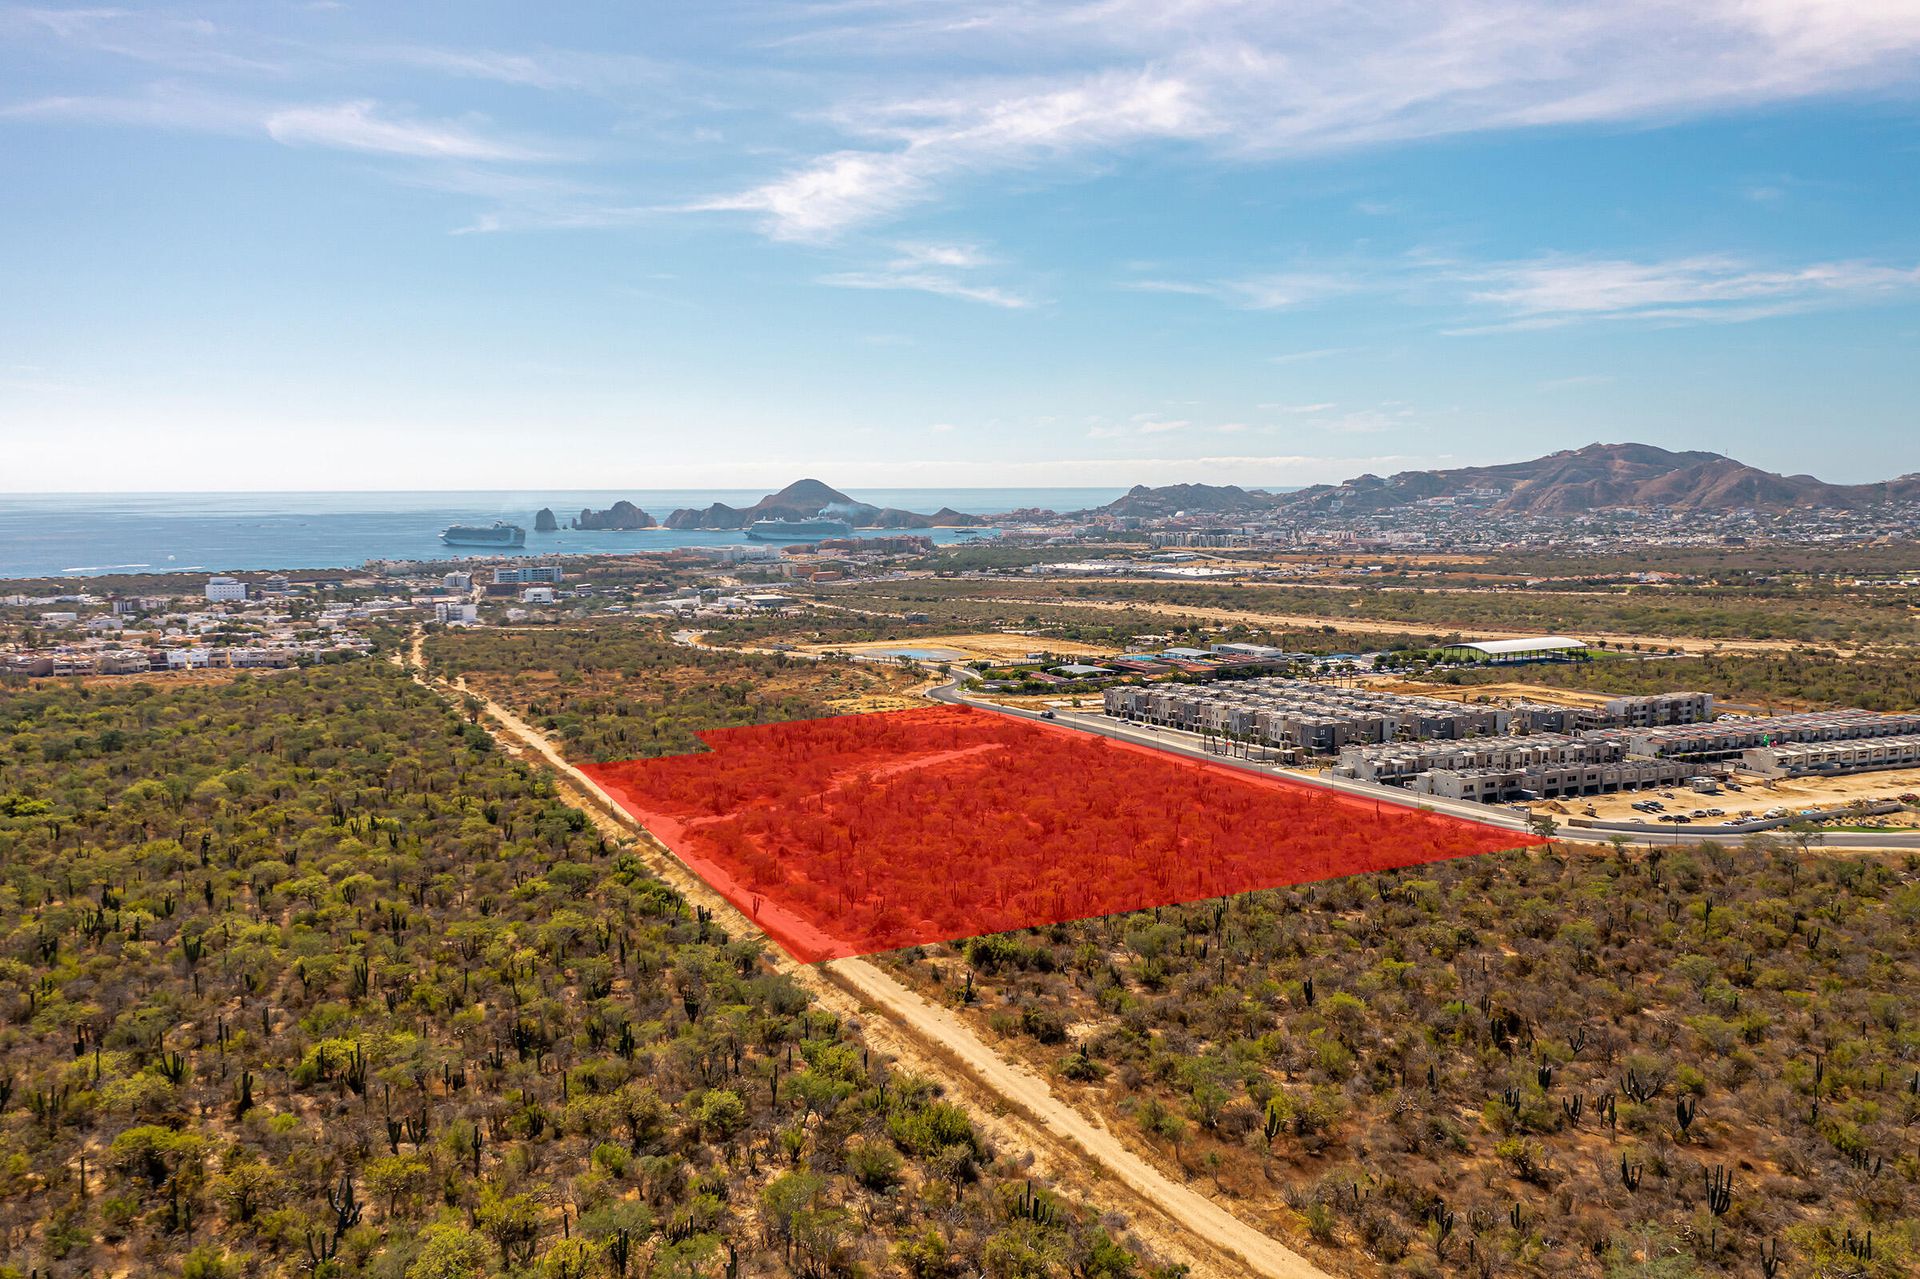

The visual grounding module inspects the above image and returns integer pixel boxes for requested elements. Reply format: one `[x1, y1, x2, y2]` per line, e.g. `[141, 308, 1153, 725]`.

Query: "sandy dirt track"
[970, 593, 1808, 655]
[400, 634, 1332, 1279]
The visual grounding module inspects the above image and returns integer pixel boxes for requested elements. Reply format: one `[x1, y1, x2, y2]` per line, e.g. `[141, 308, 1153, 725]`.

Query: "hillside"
[661, 479, 988, 530]
[1093, 443, 1920, 518]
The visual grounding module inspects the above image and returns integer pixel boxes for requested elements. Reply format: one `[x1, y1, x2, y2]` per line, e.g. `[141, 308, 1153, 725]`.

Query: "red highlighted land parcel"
[584, 706, 1540, 962]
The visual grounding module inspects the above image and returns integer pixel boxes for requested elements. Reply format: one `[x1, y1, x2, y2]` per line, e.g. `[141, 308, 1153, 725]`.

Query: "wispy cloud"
[819, 269, 1031, 307]
[1451, 254, 1920, 331]
[5, 87, 563, 162]
[698, 68, 1204, 240]
[1131, 251, 1920, 332]
[819, 240, 1033, 307]
[1123, 271, 1355, 310]
[700, 0, 1920, 238]
[265, 100, 560, 161]
[1266, 347, 1361, 365]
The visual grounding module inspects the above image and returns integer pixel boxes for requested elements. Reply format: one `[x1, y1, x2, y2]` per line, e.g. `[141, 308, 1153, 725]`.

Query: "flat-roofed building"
[1438, 635, 1590, 663]
[1742, 733, 1920, 778]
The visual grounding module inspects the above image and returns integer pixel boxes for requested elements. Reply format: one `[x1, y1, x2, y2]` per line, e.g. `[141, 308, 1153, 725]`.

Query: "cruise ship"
[440, 521, 527, 549]
[746, 516, 855, 542]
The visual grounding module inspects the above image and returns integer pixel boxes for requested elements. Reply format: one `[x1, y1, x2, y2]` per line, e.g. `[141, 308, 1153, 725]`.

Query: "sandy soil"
[811, 631, 1115, 662]
[1366, 678, 1622, 709]
[977, 595, 1807, 656]
[51, 667, 295, 689]
[1540, 766, 1920, 827]
[403, 633, 1328, 1279]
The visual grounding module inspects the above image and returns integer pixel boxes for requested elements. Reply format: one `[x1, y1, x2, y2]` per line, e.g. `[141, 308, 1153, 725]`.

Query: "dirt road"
[400, 632, 1332, 1279]
[968, 594, 1806, 656]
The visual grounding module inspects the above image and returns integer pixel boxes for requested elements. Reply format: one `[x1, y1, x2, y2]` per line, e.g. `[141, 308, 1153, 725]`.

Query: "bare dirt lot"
[1367, 677, 1622, 708]
[1538, 766, 1920, 828]
[809, 631, 1115, 662]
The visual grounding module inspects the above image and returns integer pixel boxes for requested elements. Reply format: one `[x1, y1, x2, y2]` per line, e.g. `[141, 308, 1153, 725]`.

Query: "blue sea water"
[0, 489, 1125, 579]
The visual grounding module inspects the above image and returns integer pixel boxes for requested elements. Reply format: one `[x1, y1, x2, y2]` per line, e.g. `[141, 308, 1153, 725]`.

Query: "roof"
[1446, 636, 1588, 656]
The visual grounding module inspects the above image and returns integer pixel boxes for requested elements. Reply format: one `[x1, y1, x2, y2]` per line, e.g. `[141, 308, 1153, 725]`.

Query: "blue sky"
[2, 0, 1918, 491]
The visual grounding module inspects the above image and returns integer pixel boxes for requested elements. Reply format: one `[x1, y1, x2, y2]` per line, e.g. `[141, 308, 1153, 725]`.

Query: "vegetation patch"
[584, 706, 1538, 962]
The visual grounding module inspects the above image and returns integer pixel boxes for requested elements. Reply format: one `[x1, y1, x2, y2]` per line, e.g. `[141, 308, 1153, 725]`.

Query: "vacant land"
[806, 633, 1116, 662]
[425, 624, 924, 760]
[882, 841, 1920, 1279]
[0, 666, 1157, 1279]
[583, 706, 1535, 963]
[1422, 652, 1920, 713]
[865, 578, 1917, 648]
[1368, 680, 1624, 710]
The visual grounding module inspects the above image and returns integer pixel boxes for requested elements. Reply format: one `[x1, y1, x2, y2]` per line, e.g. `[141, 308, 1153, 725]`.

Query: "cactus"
[1011, 1179, 1058, 1227]
[234, 1070, 254, 1119]
[1704, 1166, 1732, 1216]
[1618, 1153, 1642, 1191]
[1675, 1096, 1696, 1137]
[1759, 1238, 1782, 1279]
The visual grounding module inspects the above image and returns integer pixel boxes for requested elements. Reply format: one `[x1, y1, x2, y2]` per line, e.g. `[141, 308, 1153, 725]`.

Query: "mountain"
[1099, 482, 1277, 519]
[571, 500, 656, 531]
[1093, 444, 1920, 518]
[662, 479, 987, 530]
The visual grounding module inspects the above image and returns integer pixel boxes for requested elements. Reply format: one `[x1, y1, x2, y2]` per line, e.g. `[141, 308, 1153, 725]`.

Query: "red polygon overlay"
[583, 706, 1541, 963]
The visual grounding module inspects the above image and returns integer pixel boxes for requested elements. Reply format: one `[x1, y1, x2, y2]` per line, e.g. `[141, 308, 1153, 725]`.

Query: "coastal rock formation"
[533, 507, 559, 533]
[662, 502, 750, 530]
[663, 479, 986, 530]
[571, 500, 657, 531]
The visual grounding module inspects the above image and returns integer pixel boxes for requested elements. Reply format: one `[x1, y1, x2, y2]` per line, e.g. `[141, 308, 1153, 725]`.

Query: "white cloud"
[1121, 271, 1355, 310]
[890, 241, 995, 269]
[701, 0, 1920, 238]
[4, 88, 562, 164]
[1453, 254, 1920, 329]
[1265, 347, 1361, 365]
[818, 269, 1032, 308]
[700, 67, 1205, 239]
[1132, 250, 1920, 331]
[265, 100, 557, 161]
[819, 238, 1032, 306]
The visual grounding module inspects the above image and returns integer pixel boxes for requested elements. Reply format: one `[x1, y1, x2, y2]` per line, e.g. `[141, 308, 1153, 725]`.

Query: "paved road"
[929, 681, 1920, 852]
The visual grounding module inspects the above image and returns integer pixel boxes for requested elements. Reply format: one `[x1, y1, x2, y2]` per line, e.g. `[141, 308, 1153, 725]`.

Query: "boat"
[440, 521, 527, 549]
[746, 517, 854, 542]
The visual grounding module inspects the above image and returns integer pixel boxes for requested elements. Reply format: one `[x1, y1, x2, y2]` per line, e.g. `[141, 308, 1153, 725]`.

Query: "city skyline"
[4, 1, 1919, 491]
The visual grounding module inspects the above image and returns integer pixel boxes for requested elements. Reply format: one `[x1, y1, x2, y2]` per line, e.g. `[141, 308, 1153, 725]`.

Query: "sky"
[2, 0, 1918, 492]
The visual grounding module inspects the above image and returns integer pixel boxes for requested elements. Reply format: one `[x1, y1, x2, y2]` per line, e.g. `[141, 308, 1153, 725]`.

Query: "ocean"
[0, 489, 1127, 579]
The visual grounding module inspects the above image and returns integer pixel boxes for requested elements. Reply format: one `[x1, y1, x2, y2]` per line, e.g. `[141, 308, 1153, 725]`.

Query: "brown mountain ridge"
[1099, 443, 1920, 517]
